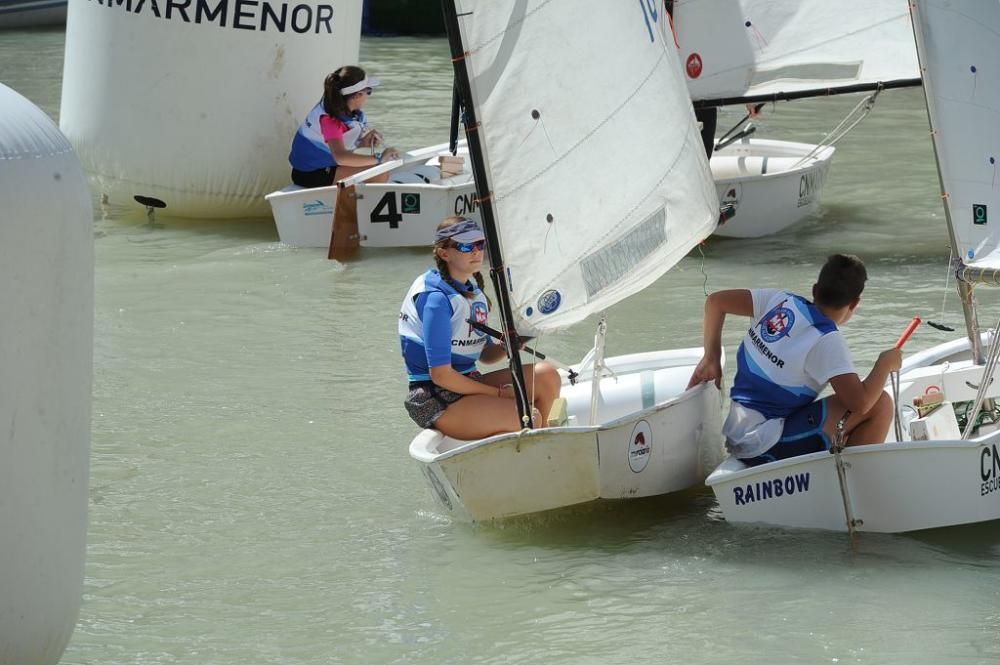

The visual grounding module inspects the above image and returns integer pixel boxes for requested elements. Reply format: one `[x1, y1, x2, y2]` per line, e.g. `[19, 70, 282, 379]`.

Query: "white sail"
[673, 0, 919, 102]
[912, 0, 1000, 272]
[451, 0, 718, 333]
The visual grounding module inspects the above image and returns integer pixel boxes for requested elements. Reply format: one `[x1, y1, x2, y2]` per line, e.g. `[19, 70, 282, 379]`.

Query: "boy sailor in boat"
[687, 254, 902, 466]
[399, 217, 561, 439]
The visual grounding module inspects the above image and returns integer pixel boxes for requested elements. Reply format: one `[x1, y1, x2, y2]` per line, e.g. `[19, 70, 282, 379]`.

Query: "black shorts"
[291, 167, 336, 188]
[404, 372, 483, 429]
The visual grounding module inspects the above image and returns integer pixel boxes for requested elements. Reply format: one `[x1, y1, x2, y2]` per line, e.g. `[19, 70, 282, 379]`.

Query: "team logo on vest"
[470, 301, 488, 336]
[759, 300, 795, 344]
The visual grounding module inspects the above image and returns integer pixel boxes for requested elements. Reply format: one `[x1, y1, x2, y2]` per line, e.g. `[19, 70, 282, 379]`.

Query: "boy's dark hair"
[814, 254, 867, 308]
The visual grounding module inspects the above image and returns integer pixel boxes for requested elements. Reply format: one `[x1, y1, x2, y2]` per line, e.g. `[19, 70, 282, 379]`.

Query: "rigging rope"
[697, 243, 710, 296]
[789, 88, 883, 170]
[961, 316, 1000, 439]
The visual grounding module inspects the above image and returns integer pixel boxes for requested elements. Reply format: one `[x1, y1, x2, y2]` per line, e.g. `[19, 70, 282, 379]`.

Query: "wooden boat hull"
[707, 334, 1000, 533]
[409, 349, 724, 521]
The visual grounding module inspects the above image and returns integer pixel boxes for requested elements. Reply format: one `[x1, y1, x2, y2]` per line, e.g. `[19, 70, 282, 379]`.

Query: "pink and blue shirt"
[288, 100, 367, 172]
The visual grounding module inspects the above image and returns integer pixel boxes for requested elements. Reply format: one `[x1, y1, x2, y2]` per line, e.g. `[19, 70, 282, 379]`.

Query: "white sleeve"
[750, 288, 784, 320]
[805, 332, 856, 385]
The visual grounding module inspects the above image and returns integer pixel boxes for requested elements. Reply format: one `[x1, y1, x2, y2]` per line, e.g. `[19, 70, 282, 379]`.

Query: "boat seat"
[711, 156, 769, 179]
[711, 155, 805, 180]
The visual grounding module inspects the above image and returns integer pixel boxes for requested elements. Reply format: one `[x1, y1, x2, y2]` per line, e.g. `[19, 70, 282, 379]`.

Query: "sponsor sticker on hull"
[629, 420, 652, 473]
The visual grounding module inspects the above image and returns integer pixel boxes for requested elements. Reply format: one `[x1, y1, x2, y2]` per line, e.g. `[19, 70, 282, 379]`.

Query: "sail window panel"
[581, 210, 667, 299]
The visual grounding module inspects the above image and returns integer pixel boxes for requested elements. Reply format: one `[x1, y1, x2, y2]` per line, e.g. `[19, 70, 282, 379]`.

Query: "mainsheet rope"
[961, 314, 1000, 439]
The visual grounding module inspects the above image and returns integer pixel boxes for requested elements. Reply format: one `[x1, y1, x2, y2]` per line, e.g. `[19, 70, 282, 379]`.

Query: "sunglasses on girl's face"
[364, 87, 373, 95]
[451, 240, 485, 253]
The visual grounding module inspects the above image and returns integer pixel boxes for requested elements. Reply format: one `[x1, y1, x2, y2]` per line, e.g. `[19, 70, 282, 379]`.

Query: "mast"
[909, 0, 984, 363]
[441, 0, 532, 424]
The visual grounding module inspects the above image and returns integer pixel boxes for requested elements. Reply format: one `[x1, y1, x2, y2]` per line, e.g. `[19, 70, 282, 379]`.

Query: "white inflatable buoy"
[0, 84, 93, 665]
[59, 0, 363, 219]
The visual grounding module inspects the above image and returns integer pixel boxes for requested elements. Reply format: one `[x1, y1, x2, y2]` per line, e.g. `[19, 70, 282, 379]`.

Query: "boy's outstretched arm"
[687, 289, 754, 389]
[828, 348, 902, 415]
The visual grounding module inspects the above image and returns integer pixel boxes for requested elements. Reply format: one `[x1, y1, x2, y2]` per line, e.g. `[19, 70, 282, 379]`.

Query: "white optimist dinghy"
[707, 0, 1000, 534]
[408, 0, 727, 522]
[670, 0, 922, 238]
[265, 141, 480, 248]
[711, 138, 834, 239]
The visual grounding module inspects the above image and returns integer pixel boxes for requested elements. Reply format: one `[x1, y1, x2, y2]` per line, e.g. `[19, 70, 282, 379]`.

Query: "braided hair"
[433, 216, 491, 310]
[323, 65, 366, 119]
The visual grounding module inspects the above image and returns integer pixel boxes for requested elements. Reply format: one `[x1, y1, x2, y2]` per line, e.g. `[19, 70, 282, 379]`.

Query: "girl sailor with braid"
[288, 65, 400, 188]
[399, 217, 562, 439]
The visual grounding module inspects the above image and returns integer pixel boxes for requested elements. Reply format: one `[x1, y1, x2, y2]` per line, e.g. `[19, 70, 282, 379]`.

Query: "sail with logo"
[408, 0, 726, 521]
[706, 0, 1000, 534]
[669, 0, 922, 238]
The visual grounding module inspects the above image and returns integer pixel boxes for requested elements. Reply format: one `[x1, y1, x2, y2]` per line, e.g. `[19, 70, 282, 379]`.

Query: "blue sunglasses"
[451, 240, 485, 253]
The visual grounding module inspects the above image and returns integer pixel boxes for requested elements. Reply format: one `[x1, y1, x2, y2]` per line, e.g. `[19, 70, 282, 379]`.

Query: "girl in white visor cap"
[399, 216, 562, 438]
[288, 65, 400, 188]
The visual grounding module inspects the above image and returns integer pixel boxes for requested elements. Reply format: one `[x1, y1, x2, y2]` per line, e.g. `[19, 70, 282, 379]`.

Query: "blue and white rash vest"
[399, 270, 492, 382]
[724, 288, 855, 457]
[288, 101, 367, 172]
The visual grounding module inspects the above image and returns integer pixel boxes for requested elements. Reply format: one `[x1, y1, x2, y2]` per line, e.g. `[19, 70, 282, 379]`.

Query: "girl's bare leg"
[479, 362, 562, 424]
[433, 363, 563, 438]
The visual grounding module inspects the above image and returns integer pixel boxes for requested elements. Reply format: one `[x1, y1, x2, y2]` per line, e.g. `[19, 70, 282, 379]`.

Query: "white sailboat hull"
[267, 137, 832, 247]
[708, 439, 1000, 533]
[265, 141, 479, 249]
[707, 334, 1000, 533]
[712, 139, 835, 238]
[409, 349, 725, 521]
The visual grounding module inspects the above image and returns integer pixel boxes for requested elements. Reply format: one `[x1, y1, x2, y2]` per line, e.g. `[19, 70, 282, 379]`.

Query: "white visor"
[339, 77, 380, 96]
[436, 219, 485, 244]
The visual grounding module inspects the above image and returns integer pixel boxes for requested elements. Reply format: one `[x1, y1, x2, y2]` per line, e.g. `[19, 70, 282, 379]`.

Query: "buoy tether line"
[134, 195, 166, 226]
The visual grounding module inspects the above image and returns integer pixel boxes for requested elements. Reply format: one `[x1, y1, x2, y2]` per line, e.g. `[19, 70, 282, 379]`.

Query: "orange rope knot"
[473, 193, 494, 205]
[450, 51, 469, 64]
